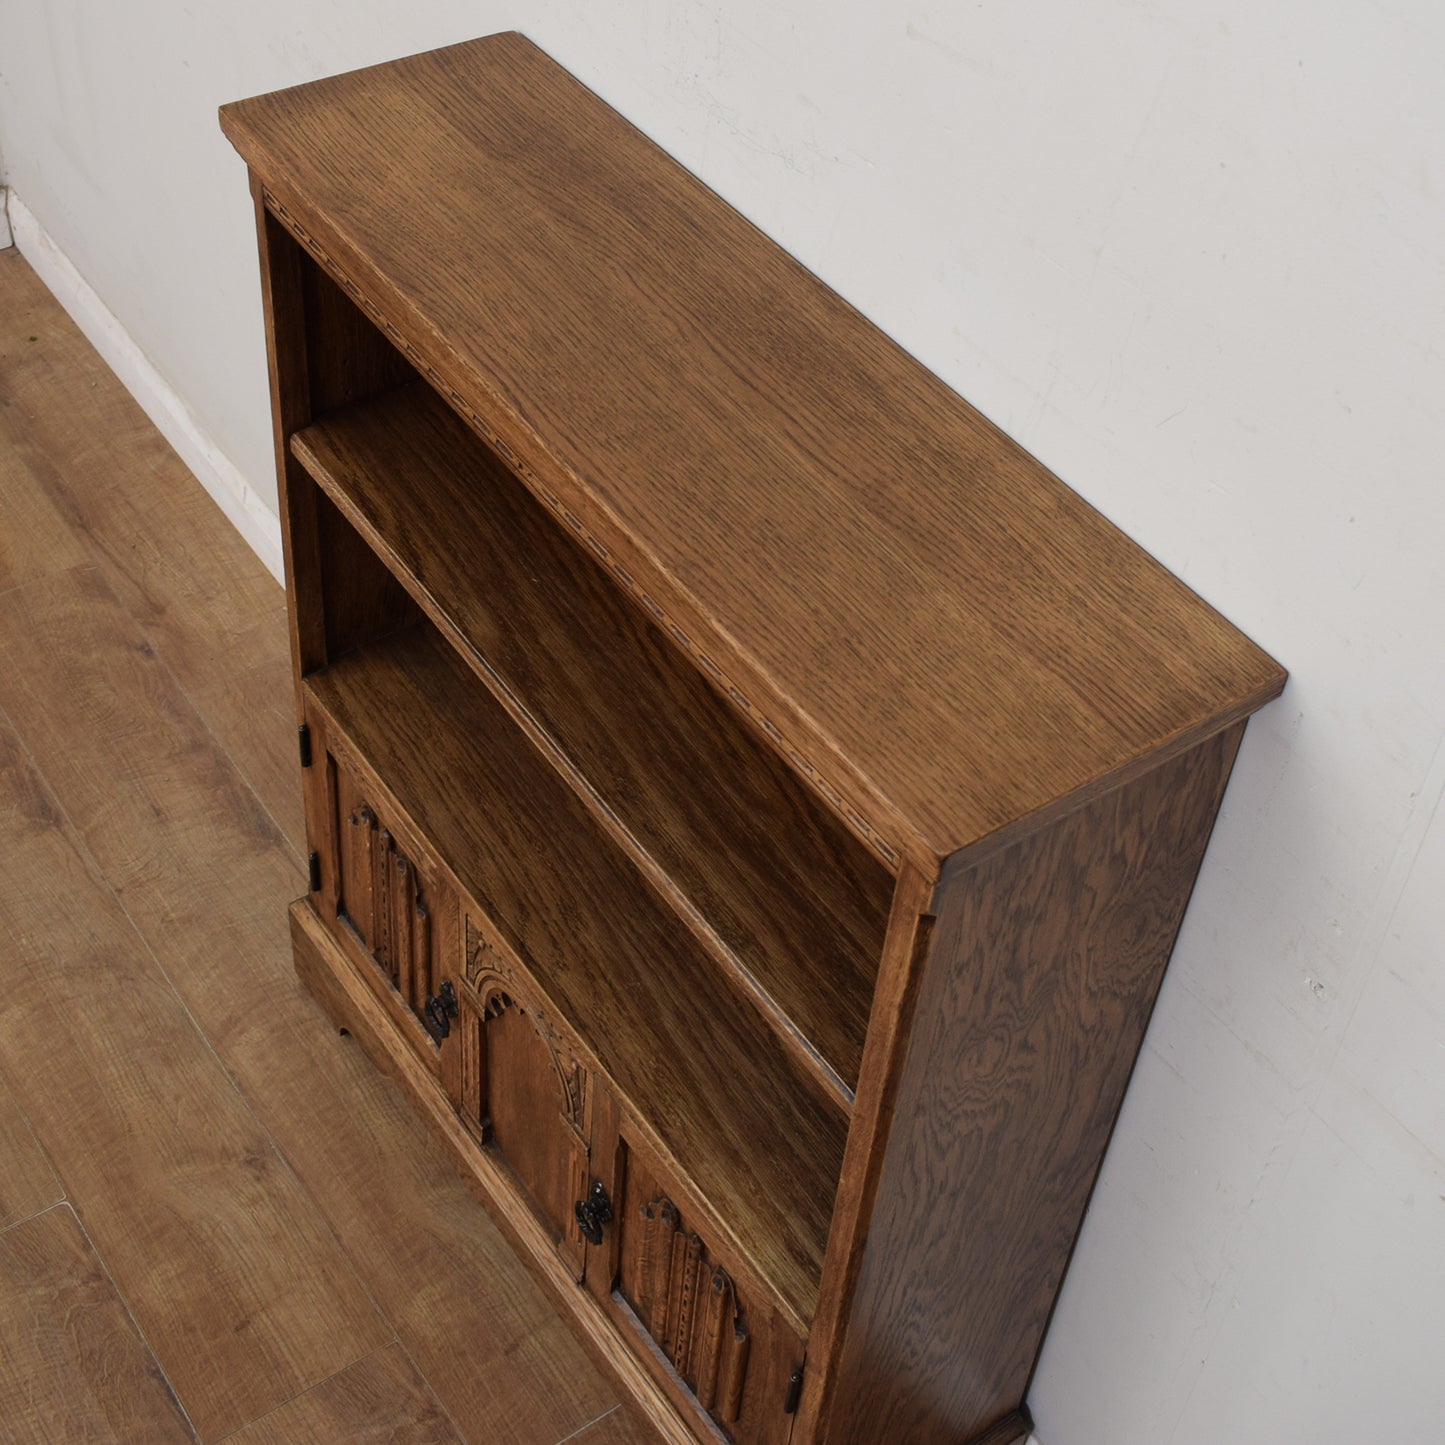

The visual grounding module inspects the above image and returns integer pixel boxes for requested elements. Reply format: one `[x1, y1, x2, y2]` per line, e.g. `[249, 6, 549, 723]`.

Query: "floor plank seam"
[0, 687, 268, 1142]
[554, 1403, 624, 1444]
[0, 1076, 66, 1229]
[390, 1333, 470, 1443]
[43, 551, 304, 874]
[0, 1197, 70, 1241]
[0, 312, 304, 865]
[65, 1201, 203, 1443]
[208, 1336, 403, 1442]
[138, 605, 307, 874]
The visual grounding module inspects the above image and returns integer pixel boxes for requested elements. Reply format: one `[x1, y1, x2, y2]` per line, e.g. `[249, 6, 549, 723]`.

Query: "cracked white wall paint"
[2, 4, 1442, 1441]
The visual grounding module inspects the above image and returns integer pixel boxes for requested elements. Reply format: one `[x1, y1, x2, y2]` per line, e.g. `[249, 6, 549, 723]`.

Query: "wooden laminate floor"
[0, 248, 655, 1444]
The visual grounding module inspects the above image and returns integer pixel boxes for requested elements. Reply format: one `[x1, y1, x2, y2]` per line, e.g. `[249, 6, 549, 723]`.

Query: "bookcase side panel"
[252, 187, 420, 700]
[799, 861, 936, 1437]
[251, 181, 324, 691]
[823, 722, 1246, 1444]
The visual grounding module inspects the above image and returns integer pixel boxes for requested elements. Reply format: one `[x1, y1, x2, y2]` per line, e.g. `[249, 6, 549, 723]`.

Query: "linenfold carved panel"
[343, 799, 433, 1025]
[636, 1195, 751, 1425]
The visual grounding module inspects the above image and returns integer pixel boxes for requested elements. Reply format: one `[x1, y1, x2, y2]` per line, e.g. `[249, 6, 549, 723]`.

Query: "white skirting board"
[5, 191, 285, 584]
[0, 189, 14, 250]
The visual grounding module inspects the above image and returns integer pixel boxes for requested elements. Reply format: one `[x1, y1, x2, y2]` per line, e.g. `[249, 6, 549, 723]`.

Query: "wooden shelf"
[292, 381, 891, 1098]
[305, 621, 846, 1329]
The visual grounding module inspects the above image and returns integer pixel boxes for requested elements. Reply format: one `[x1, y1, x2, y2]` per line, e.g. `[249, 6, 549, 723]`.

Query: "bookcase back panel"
[315, 487, 420, 663]
[298, 253, 416, 416]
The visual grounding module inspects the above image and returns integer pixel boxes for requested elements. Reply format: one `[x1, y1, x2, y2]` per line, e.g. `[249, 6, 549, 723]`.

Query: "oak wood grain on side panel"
[825, 724, 1246, 1443]
[0, 1207, 194, 1443]
[225, 1343, 461, 1445]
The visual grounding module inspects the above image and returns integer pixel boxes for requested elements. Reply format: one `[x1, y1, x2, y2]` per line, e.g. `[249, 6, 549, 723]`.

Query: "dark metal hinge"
[298, 723, 313, 768]
[784, 1365, 804, 1415]
[307, 851, 322, 892]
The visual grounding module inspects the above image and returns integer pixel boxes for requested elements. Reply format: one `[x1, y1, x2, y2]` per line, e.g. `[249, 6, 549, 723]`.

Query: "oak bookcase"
[222, 33, 1285, 1445]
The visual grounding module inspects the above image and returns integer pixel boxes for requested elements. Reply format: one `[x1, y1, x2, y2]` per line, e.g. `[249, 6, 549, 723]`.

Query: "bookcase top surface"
[222, 31, 1284, 870]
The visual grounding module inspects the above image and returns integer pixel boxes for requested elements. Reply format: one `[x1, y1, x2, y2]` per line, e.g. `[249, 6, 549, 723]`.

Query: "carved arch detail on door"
[464, 920, 589, 1142]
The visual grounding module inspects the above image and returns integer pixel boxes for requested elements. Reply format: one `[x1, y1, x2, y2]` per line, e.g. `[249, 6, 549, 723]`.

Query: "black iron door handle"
[574, 1180, 614, 1245]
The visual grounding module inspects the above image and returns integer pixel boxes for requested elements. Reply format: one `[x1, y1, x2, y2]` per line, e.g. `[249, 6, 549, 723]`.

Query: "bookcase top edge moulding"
[222, 31, 1285, 1445]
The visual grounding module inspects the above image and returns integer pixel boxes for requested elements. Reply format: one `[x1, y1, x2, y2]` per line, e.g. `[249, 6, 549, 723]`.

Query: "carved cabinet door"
[307, 707, 460, 1077]
[453, 908, 594, 1283]
[438, 902, 805, 1442]
[588, 1122, 806, 1445]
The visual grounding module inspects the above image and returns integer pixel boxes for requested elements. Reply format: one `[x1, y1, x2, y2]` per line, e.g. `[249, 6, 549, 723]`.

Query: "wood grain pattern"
[826, 726, 1245, 1442]
[308, 623, 846, 1330]
[482, 998, 582, 1256]
[0, 1206, 194, 1443]
[966, 1409, 1035, 1445]
[317, 482, 423, 661]
[0, 440, 87, 591]
[300, 246, 416, 416]
[798, 862, 935, 1439]
[219, 42, 1288, 1443]
[0, 697, 388, 1440]
[225, 1343, 461, 1444]
[0, 251, 303, 857]
[221, 34, 1285, 869]
[251, 919, 625, 1444]
[328, 752, 456, 1071]
[252, 190, 327, 687]
[293, 382, 892, 1097]
[0, 1081, 63, 1231]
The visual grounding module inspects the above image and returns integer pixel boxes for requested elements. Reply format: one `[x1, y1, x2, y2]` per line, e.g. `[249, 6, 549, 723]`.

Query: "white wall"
[4, 4, 1443, 1441]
